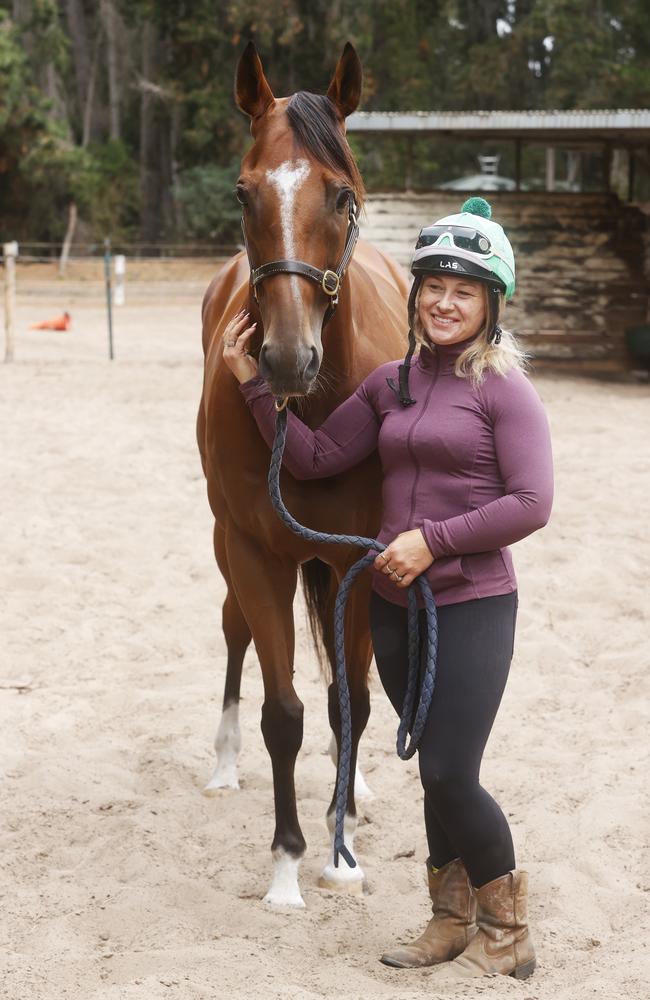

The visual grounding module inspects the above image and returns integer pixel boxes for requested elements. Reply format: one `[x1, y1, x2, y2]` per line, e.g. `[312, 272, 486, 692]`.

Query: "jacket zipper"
[405, 363, 439, 529]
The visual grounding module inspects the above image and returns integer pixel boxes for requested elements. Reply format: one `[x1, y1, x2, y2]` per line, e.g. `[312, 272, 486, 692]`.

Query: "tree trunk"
[59, 202, 78, 276]
[140, 21, 164, 243]
[102, 0, 121, 140]
[64, 0, 92, 131]
[82, 31, 101, 149]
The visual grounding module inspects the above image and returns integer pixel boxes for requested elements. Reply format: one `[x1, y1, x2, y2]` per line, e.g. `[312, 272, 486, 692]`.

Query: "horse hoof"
[317, 874, 367, 896]
[263, 890, 306, 908]
[202, 774, 240, 795]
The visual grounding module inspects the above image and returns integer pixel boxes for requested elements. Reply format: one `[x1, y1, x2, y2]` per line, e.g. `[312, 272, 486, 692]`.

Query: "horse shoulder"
[201, 251, 250, 355]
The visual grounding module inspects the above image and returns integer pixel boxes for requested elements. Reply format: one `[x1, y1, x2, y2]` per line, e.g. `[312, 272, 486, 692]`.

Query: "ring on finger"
[391, 570, 403, 582]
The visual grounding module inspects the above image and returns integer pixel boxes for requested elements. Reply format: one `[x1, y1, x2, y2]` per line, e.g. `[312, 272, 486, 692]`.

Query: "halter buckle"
[321, 270, 340, 297]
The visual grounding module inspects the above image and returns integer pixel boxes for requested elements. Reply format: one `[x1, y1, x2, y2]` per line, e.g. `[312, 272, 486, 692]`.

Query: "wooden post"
[114, 254, 126, 305]
[602, 142, 612, 192]
[628, 150, 636, 202]
[103, 238, 114, 360]
[3, 241, 18, 364]
[545, 147, 556, 192]
[514, 140, 522, 192]
[404, 135, 414, 193]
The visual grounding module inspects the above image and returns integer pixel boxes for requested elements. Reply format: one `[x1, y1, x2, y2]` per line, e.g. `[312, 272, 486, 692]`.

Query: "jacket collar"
[416, 334, 480, 375]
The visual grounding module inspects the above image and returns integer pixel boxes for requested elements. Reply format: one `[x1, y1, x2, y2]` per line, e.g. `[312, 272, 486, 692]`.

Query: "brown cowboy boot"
[433, 869, 536, 980]
[380, 858, 477, 968]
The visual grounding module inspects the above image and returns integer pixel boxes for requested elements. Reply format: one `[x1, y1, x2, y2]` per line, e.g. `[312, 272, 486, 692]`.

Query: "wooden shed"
[347, 110, 650, 370]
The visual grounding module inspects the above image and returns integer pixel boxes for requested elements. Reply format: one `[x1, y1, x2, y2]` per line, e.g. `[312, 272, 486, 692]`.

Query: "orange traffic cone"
[29, 311, 71, 331]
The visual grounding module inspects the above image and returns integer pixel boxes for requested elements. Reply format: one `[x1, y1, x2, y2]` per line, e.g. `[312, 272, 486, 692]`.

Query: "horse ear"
[235, 41, 275, 118]
[326, 42, 362, 119]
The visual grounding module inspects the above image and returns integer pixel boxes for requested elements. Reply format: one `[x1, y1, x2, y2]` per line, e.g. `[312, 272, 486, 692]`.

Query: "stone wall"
[359, 192, 649, 365]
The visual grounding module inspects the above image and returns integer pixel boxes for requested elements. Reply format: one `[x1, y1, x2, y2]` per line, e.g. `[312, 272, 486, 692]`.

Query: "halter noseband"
[241, 194, 359, 328]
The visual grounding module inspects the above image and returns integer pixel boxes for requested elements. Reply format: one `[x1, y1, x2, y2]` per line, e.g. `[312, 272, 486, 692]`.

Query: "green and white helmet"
[395, 197, 515, 408]
[411, 196, 515, 300]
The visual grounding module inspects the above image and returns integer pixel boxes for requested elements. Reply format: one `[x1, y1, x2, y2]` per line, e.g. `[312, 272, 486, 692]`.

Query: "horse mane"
[286, 92, 365, 208]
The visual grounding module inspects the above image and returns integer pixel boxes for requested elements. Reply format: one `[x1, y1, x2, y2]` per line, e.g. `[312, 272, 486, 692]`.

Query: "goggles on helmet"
[416, 224, 493, 256]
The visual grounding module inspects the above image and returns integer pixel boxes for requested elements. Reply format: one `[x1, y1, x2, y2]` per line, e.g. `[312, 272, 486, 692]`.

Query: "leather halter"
[241, 194, 359, 328]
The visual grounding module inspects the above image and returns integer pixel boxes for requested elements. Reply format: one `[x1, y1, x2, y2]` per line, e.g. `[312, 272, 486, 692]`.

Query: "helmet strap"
[397, 328, 417, 407]
[487, 285, 503, 344]
[396, 277, 422, 407]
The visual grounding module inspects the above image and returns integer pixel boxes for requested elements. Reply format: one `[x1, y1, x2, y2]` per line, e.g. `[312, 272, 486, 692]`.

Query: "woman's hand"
[222, 309, 259, 384]
[373, 529, 434, 588]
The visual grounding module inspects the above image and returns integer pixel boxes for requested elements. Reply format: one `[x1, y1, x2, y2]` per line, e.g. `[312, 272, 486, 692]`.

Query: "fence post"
[3, 241, 18, 363]
[114, 254, 126, 305]
[103, 238, 114, 360]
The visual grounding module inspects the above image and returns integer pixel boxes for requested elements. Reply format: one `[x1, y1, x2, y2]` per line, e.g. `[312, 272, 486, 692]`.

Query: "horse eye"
[336, 188, 351, 212]
[235, 185, 248, 206]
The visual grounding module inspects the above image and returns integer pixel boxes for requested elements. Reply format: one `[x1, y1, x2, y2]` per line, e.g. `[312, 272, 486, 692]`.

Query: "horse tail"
[300, 558, 335, 679]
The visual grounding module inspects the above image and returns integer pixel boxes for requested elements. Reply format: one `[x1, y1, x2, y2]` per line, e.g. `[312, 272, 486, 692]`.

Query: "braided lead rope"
[268, 406, 439, 868]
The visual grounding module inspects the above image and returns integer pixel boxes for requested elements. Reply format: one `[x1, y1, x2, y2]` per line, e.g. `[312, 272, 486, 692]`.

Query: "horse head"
[235, 41, 364, 397]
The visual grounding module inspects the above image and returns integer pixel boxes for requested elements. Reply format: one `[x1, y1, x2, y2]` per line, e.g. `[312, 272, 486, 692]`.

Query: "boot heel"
[511, 958, 536, 980]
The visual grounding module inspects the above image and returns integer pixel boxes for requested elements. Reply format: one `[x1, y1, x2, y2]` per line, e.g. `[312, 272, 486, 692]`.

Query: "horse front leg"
[226, 531, 306, 906]
[204, 525, 252, 793]
[319, 577, 373, 895]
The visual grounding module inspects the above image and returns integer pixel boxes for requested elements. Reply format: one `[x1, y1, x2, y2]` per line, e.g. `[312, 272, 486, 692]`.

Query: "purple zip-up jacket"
[239, 338, 553, 608]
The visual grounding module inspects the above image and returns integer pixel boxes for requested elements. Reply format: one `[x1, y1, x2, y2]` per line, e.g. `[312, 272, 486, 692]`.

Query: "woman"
[222, 197, 553, 981]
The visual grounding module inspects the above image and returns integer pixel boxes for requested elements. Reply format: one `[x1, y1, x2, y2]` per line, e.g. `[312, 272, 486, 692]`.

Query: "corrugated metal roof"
[347, 109, 650, 142]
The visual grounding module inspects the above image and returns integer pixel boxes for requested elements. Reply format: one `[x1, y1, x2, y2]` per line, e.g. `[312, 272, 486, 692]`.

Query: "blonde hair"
[413, 281, 528, 385]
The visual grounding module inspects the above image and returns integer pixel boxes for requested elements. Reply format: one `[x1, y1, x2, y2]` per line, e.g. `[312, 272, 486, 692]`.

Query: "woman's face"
[418, 275, 486, 347]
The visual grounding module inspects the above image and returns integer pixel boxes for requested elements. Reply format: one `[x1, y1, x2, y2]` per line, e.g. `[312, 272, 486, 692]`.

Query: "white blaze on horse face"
[266, 159, 311, 311]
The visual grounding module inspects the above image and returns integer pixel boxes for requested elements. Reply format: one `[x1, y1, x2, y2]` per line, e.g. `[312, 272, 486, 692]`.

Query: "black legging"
[369, 589, 518, 889]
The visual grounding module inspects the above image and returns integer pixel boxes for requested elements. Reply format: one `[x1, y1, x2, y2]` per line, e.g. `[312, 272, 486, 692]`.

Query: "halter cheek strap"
[242, 195, 360, 329]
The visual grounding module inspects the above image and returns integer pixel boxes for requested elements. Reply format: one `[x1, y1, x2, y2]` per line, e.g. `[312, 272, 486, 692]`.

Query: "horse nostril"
[303, 346, 320, 382]
[258, 343, 272, 379]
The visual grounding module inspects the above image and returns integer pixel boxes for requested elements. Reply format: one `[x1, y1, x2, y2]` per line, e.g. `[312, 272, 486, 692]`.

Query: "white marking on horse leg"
[266, 159, 311, 312]
[327, 732, 374, 801]
[353, 766, 373, 801]
[203, 703, 241, 794]
[263, 848, 305, 908]
[318, 810, 366, 894]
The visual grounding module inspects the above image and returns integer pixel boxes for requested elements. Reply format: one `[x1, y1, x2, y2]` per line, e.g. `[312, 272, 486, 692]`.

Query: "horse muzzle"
[258, 341, 321, 396]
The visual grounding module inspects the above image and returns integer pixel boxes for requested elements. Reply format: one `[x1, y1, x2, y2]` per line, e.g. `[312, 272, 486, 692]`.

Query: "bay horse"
[197, 41, 408, 907]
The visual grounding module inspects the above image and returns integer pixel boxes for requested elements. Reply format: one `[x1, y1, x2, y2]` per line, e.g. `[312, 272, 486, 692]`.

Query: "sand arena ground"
[1, 266, 648, 999]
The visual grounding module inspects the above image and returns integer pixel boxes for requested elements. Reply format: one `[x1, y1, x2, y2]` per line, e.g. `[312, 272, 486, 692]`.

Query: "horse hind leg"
[327, 732, 373, 800]
[303, 561, 373, 801]
[319, 676, 370, 894]
[318, 579, 373, 894]
[204, 530, 252, 794]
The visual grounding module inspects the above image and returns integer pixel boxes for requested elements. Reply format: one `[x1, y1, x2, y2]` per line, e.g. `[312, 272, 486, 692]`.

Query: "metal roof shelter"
[347, 109, 650, 143]
[347, 110, 650, 197]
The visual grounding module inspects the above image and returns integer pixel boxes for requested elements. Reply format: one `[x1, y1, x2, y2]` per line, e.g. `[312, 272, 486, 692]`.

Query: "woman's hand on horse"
[222, 310, 259, 383]
[373, 529, 435, 588]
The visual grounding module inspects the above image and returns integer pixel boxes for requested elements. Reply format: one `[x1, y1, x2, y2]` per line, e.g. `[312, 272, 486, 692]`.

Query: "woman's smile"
[429, 313, 460, 328]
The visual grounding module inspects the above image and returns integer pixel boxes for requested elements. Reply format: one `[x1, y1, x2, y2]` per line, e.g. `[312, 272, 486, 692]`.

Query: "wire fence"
[12, 241, 240, 264]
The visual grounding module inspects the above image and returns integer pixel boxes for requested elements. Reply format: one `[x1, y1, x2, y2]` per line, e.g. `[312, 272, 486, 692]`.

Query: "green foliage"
[175, 162, 242, 244]
[2, 0, 650, 243]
